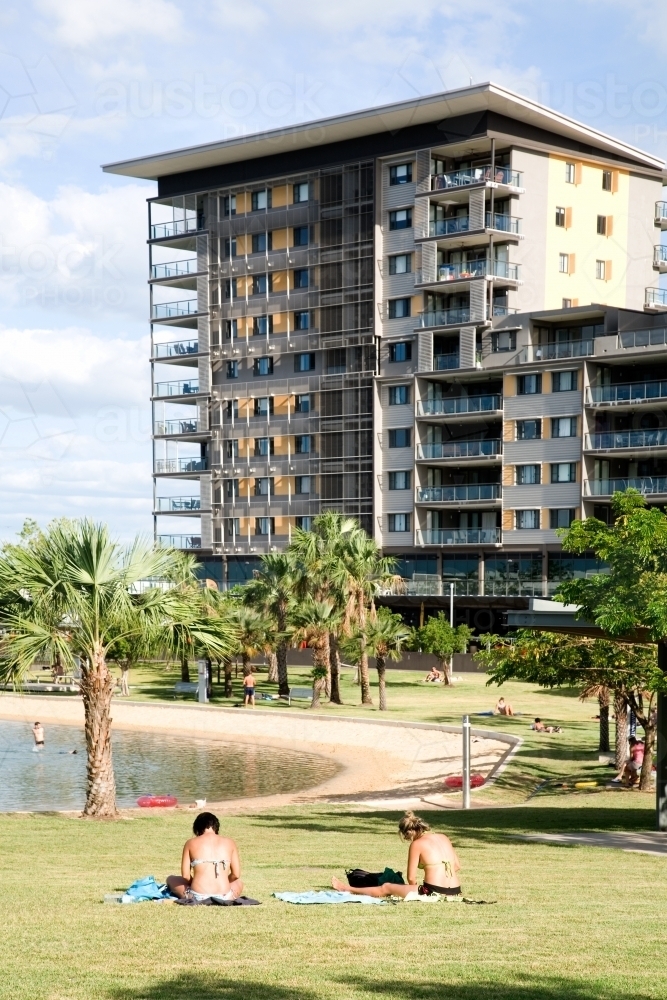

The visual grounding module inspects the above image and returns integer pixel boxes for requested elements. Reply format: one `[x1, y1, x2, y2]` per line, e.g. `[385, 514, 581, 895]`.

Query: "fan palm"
[289, 599, 341, 708]
[359, 608, 412, 711]
[243, 553, 295, 697]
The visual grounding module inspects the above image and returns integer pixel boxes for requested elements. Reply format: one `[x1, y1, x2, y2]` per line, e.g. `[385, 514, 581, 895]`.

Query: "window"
[492, 330, 516, 352]
[559, 253, 570, 274]
[388, 298, 411, 319]
[389, 163, 412, 185]
[295, 435, 312, 454]
[293, 182, 309, 203]
[517, 419, 541, 441]
[252, 232, 272, 254]
[389, 341, 412, 363]
[251, 189, 271, 211]
[550, 509, 576, 529]
[552, 416, 577, 438]
[294, 352, 316, 372]
[253, 315, 273, 337]
[388, 428, 411, 448]
[254, 437, 274, 457]
[252, 273, 272, 295]
[516, 464, 541, 485]
[596, 215, 607, 236]
[565, 162, 576, 184]
[295, 475, 311, 494]
[225, 319, 238, 339]
[517, 373, 542, 395]
[253, 356, 273, 376]
[294, 310, 310, 330]
[254, 397, 273, 417]
[295, 516, 312, 530]
[293, 225, 309, 246]
[295, 393, 312, 413]
[551, 462, 576, 483]
[293, 268, 309, 289]
[389, 471, 411, 490]
[388, 384, 410, 405]
[388, 513, 411, 532]
[225, 278, 237, 298]
[225, 478, 239, 498]
[223, 195, 236, 216]
[555, 207, 566, 227]
[225, 517, 240, 538]
[226, 360, 239, 379]
[224, 237, 237, 257]
[225, 439, 239, 459]
[254, 477, 274, 496]
[389, 254, 411, 275]
[225, 399, 239, 419]
[596, 259, 606, 280]
[255, 517, 275, 536]
[562, 298, 572, 308]
[389, 209, 412, 230]
[552, 370, 577, 392]
[602, 170, 612, 191]
[516, 509, 540, 529]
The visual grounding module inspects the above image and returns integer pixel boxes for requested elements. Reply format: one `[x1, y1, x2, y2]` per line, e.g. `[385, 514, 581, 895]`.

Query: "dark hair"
[398, 810, 430, 841]
[534, 718, 541, 723]
[629, 737, 638, 746]
[193, 811, 220, 836]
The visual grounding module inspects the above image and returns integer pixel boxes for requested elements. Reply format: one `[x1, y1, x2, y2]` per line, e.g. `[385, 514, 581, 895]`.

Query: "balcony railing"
[158, 534, 202, 550]
[645, 287, 667, 309]
[420, 308, 470, 328]
[154, 419, 199, 436]
[653, 246, 667, 267]
[418, 439, 502, 460]
[586, 430, 667, 450]
[420, 528, 501, 545]
[429, 213, 520, 237]
[655, 201, 667, 225]
[417, 484, 501, 502]
[154, 380, 200, 397]
[152, 300, 200, 319]
[431, 165, 522, 190]
[533, 340, 594, 360]
[151, 259, 199, 279]
[432, 259, 520, 283]
[153, 339, 199, 358]
[419, 394, 501, 416]
[154, 458, 207, 474]
[433, 353, 460, 370]
[585, 477, 667, 496]
[151, 217, 203, 240]
[619, 327, 667, 349]
[588, 381, 667, 405]
[155, 496, 202, 511]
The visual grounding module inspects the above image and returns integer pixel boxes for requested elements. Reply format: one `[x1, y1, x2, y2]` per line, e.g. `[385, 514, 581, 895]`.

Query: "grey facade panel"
[504, 438, 582, 462]
[504, 389, 583, 419]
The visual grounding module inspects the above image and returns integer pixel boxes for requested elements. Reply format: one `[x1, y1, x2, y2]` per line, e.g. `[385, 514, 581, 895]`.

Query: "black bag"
[345, 868, 404, 888]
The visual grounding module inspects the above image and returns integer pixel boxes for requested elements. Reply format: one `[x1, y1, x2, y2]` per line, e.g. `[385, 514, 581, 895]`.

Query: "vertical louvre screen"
[421, 241, 436, 284]
[416, 149, 431, 194]
[459, 326, 476, 369]
[418, 330, 433, 372]
[469, 189, 485, 230]
[413, 197, 428, 239]
[469, 281, 486, 323]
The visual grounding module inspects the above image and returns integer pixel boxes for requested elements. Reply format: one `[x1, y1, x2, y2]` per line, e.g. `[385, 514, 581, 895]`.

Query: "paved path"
[516, 831, 667, 856]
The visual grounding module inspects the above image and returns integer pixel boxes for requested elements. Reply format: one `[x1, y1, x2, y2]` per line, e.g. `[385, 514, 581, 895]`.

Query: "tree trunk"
[80, 651, 117, 818]
[359, 650, 373, 704]
[639, 708, 656, 792]
[267, 651, 279, 683]
[377, 655, 387, 711]
[216, 660, 221, 685]
[599, 688, 610, 752]
[310, 641, 329, 709]
[442, 657, 453, 686]
[120, 666, 130, 697]
[310, 674, 326, 709]
[329, 634, 342, 705]
[276, 640, 289, 698]
[614, 690, 628, 772]
[180, 655, 190, 683]
[224, 659, 233, 698]
[205, 659, 212, 700]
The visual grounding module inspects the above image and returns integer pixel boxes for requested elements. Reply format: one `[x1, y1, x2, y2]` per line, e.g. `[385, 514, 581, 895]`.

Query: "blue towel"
[273, 890, 386, 905]
[121, 876, 171, 903]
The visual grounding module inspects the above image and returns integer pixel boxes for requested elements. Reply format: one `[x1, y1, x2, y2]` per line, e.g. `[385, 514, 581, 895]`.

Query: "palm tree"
[243, 553, 295, 697]
[289, 599, 341, 708]
[361, 608, 412, 711]
[233, 606, 271, 678]
[0, 520, 237, 817]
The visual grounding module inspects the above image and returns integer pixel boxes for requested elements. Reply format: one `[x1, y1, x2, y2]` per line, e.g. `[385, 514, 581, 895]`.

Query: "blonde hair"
[398, 810, 430, 841]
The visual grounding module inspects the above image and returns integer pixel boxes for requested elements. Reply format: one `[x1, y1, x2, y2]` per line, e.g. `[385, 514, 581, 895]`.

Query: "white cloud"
[35, 0, 184, 47]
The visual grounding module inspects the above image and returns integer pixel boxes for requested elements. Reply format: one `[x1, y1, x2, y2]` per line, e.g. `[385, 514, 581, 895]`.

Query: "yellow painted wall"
[544, 156, 630, 308]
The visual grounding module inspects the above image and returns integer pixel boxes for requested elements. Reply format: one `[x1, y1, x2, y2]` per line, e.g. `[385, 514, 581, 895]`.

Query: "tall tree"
[243, 553, 295, 697]
[417, 613, 474, 684]
[345, 607, 412, 711]
[290, 599, 341, 709]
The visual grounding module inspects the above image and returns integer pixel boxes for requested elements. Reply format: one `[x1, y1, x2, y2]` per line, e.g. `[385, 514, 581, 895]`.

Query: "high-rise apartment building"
[105, 83, 667, 622]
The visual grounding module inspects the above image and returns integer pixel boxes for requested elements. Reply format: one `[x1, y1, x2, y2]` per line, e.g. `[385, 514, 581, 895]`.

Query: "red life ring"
[136, 795, 178, 808]
[444, 774, 485, 789]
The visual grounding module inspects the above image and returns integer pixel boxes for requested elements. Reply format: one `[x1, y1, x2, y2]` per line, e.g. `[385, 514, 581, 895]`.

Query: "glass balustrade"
[154, 380, 200, 396]
[654, 201, 667, 223]
[154, 420, 199, 436]
[155, 497, 202, 511]
[157, 534, 202, 549]
[430, 165, 522, 190]
[154, 458, 207, 473]
[586, 477, 667, 495]
[653, 246, 667, 266]
[151, 260, 199, 279]
[586, 430, 667, 450]
[588, 380, 667, 404]
[434, 260, 519, 282]
[151, 217, 203, 239]
[645, 288, 667, 309]
[420, 308, 470, 327]
[419, 439, 502, 459]
[152, 300, 200, 319]
[533, 340, 594, 360]
[433, 353, 460, 370]
[153, 340, 199, 358]
[420, 528, 501, 544]
[419, 394, 501, 415]
[428, 214, 520, 237]
[619, 327, 667, 348]
[417, 484, 501, 502]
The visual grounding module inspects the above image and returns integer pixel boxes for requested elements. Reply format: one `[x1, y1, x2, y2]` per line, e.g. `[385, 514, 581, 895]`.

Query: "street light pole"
[462, 714, 471, 809]
[449, 582, 454, 627]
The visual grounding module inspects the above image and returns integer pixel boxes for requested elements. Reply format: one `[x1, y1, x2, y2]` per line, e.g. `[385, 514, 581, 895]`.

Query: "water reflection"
[0, 720, 338, 812]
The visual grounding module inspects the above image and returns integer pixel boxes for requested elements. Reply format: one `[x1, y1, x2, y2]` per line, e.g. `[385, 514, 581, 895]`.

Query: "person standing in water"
[32, 722, 45, 749]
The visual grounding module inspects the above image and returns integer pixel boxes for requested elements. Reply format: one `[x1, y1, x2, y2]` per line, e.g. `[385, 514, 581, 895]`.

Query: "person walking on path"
[243, 668, 256, 707]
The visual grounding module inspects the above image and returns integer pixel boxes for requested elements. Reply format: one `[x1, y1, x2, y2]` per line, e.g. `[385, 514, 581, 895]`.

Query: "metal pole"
[197, 660, 209, 704]
[657, 642, 667, 830]
[462, 714, 471, 809]
[450, 582, 454, 627]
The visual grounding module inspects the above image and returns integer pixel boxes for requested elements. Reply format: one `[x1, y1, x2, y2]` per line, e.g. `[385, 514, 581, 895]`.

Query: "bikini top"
[191, 858, 227, 878]
[418, 859, 453, 877]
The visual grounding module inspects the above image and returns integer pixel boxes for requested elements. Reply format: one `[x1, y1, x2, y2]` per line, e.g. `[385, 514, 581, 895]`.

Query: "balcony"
[152, 300, 201, 320]
[153, 339, 199, 359]
[653, 246, 667, 272]
[430, 165, 522, 191]
[587, 380, 667, 406]
[433, 353, 460, 371]
[418, 439, 502, 460]
[419, 528, 501, 545]
[418, 394, 502, 417]
[645, 287, 667, 312]
[428, 213, 521, 238]
[416, 484, 501, 503]
[155, 496, 202, 512]
[151, 260, 200, 280]
[585, 477, 667, 497]
[655, 202, 667, 229]
[420, 307, 470, 328]
[154, 458, 207, 474]
[151, 218, 203, 240]
[618, 326, 667, 349]
[418, 259, 520, 288]
[154, 379, 200, 397]
[531, 340, 594, 361]
[154, 419, 200, 437]
[158, 534, 202, 550]
[586, 430, 667, 451]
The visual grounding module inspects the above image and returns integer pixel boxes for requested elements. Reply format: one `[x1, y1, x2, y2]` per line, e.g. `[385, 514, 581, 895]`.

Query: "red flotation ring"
[444, 774, 485, 789]
[136, 795, 178, 808]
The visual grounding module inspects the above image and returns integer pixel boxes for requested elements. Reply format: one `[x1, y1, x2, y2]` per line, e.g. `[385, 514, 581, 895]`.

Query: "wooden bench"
[288, 686, 312, 705]
[173, 681, 199, 697]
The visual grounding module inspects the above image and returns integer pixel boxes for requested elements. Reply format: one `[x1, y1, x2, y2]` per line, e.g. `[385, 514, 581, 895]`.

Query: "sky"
[1, 0, 666, 542]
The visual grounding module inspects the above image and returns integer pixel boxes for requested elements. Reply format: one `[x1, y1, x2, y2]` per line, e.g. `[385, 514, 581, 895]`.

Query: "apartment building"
[104, 83, 667, 618]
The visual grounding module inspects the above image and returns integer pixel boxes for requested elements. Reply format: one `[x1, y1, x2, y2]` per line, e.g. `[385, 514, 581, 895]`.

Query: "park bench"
[173, 681, 199, 697]
[288, 686, 312, 705]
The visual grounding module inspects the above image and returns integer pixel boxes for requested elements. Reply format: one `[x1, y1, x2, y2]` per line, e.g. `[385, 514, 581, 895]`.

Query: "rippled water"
[0, 719, 339, 811]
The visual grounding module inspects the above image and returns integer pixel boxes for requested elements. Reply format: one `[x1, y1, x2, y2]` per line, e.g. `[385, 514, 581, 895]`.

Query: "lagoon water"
[0, 719, 339, 811]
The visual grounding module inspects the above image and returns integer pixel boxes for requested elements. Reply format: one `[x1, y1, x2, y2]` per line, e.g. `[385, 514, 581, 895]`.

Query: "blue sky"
[0, 0, 665, 541]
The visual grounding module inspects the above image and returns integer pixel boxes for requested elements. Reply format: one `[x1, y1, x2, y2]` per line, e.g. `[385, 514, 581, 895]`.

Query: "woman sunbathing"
[332, 811, 461, 899]
[166, 811, 243, 902]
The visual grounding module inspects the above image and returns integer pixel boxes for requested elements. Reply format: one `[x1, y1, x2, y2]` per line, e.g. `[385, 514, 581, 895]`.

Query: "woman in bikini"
[166, 812, 243, 902]
[332, 811, 462, 899]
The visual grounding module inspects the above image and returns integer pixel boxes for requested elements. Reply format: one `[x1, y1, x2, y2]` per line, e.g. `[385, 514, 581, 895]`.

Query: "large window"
[226, 360, 239, 379]
[294, 310, 310, 330]
[389, 384, 410, 405]
[516, 419, 541, 440]
[295, 393, 312, 413]
[551, 463, 577, 483]
[254, 477, 274, 496]
[251, 189, 271, 211]
[389, 163, 412, 185]
[253, 356, 273, 376]
[295, 516, 312, 530]
[442, 555, 479, 596]
[388, 513, 411, 532]
[517, 373, 542, 395]
[254, 397, 274, 417]
[547, 552, 606, 595]
[293, 182, 309, 203]
[550, 508, 576, 529]
[552, 417, 577, 438]
[389, 254, 411, 275]
[254, 437, 274, 456]
[225, 319, 238, 339]
[223, 195, 236, 216]
[225, 478, 239, 498]
[252, 273, 272, 295]
[485, 553, 543, 596]
[389, 341, 412, 362]
[389, 470, 411, 490]
[293, 268, 309, 289]
[253, 315, 273, 337]
[295, 435, 312, 454]
[255, 517, 275, 535]
[293, 225, 309, 246]
[389, 209, 412, 230]
[295, 475, 311, 494]
[516, 509, 541, 529]
[516, 464, 541, 485]
[252, 232, 272, 253]
[552, 370, 577, 392]
[294, 352, 316, 372]
[388, 298, 411, 319]
[388, 428, 411, 448]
